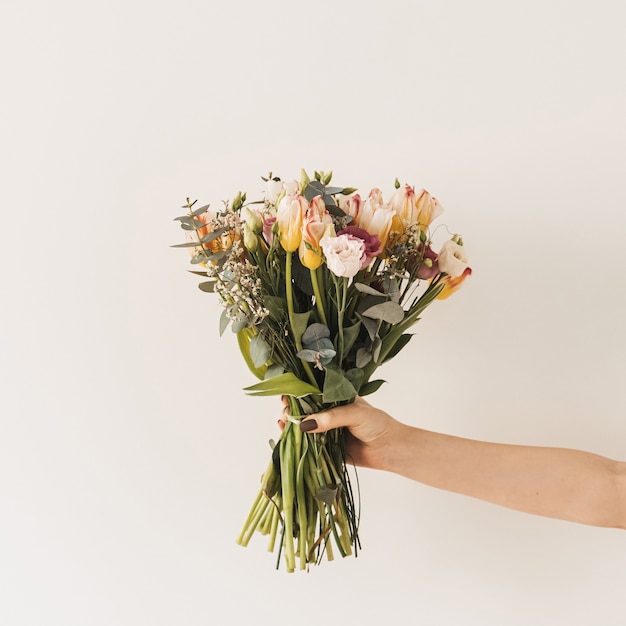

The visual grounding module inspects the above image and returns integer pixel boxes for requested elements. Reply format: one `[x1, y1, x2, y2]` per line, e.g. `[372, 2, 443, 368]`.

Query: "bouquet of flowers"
[174, 170, 471, 572]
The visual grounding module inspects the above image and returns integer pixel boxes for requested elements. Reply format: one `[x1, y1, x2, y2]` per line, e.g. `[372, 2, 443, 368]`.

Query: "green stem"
[310, 268, 328, 326]
[285, 251, 319, 387]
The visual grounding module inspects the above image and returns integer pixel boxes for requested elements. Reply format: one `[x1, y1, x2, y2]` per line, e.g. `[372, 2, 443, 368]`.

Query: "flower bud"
[276, 193, 306, 252]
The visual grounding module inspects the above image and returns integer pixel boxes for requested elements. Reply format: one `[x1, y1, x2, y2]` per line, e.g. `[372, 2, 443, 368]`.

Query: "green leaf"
[362, 301, 405, 324]
[250, 334, 271, 368]
[170, 241, 203, 248]
[201, 226, 228, 243]
[315, 485, 339, 506]
[191, 204, 210, 216]
[359, 379, 386, 396]
[323, 186, 344, 195]
[198, 281, 216, 293]
[322, 366, 357, 403]
[382, 333, 413, 363]
[303, 180, 325, 201]
[187, 270, 209, 277]
[290, 311, 311, 345]
[354, 282, 385, 296]
[301, 323, 331, 344]
[219, 309, 230, 336]
[345, 368, 364, 393]
[324, 203, 347, 218]
[244, 372, 320, 397]
[264, 296, 287, 322]
[342, 321, 361, 356]
[356, 347, 372, 368]
[237, 329, 267, 380]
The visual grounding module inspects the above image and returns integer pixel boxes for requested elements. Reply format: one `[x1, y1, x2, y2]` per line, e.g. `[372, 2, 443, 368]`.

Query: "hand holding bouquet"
[174, 170, 471, 572]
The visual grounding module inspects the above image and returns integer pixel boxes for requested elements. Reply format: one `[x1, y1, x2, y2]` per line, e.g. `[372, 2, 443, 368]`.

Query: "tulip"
[276, 194, 306, 252]
[414, 189, 444, 231]
[356, 188, 395, 249]
[264, 178, 284, 206]
[437, 267, 472, 299]
[337, 193, 362, 223]
[299, 213, 334, 270]
[308, 195, 333, 224]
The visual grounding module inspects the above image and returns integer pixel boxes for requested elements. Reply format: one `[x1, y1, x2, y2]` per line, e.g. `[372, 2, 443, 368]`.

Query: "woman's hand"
[280, 396, 405, 471]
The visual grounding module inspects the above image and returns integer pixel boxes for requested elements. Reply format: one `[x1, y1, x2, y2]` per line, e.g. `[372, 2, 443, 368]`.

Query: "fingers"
[300, 400, 368, 434]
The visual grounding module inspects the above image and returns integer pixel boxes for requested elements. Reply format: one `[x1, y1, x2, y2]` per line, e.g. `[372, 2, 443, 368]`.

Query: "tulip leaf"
[264, 296, 287, 322]
[362, 301, 405, 324]
[322, 366, 358, 403]
[382, 333, 414, 363]
[244, 372, 320, 397]
[359, 379, 386, 397]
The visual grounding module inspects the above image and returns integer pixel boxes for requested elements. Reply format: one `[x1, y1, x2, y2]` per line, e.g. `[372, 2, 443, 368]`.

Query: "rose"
[437, 238, 469, 278]
[337, 226, 381, 270]
[276, 194, 306, 252]
[406, 243, 439, 279]
[320, 233, 365, 278]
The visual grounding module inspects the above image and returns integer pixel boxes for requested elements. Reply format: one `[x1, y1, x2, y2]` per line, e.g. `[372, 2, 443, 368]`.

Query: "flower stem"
[310, 268, 328, 326]
[285, 251, 318, 387]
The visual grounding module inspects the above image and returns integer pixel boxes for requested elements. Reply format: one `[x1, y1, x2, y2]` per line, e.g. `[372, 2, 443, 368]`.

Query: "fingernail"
[300, 419, 318, 433]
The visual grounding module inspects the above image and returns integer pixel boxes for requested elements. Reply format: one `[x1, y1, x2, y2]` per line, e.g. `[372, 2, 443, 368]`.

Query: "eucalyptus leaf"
[325, 203, 347, 218]
[198, 281, 216, 293]
[358, 314, 379, 341]
[219, 309, 230, 336]
[356, 347, 372, 368]
[301, 323, 331, 344]
[323, 186, 345, 195]
[322, 367, 357, 403]
[372, 336, 382, 362]
[315, 485, 339, 506]
[290, 311, 311, 345]
[250, 334, 271, 368]
[342, 321, 361, 355]
[187, 270, 209, 277]
[231, 316, 248, 333]
[264, 364, 285, 379]
[304, 180, 325, 201]
[362, 301, 405, 324]
[191, 204, 210, 216]
[171, 241, 204, 249]
[201, 226, 228, 243]
[354, 283, 386, 296]
[244, 372, 320, 397]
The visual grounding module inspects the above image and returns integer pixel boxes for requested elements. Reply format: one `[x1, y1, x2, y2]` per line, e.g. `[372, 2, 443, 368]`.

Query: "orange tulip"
[437, 267, 472, 299]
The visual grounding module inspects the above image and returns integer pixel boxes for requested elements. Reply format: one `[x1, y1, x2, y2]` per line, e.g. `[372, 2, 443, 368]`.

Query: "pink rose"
[337, 226, 382, 269]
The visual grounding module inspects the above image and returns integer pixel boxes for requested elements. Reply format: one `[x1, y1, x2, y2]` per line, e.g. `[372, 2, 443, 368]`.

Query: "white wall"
[2, 1, 625, 624]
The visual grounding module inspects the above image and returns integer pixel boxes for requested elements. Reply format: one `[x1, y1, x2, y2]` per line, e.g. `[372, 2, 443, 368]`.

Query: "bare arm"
[296, 397, 626, 529]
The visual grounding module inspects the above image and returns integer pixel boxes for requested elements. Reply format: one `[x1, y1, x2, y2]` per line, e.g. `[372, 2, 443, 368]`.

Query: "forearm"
[385, 423, 626, 529]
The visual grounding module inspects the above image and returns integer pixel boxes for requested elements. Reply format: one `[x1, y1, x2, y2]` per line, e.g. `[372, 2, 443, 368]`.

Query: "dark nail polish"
[300, 419, 318, 432]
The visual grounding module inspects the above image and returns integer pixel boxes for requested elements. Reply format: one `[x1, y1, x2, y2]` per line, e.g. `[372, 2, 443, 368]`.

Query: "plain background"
[1, 0, 625, 624]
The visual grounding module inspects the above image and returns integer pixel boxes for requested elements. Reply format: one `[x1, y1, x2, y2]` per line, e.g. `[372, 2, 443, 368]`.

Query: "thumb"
[299, 398, 369, 434]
